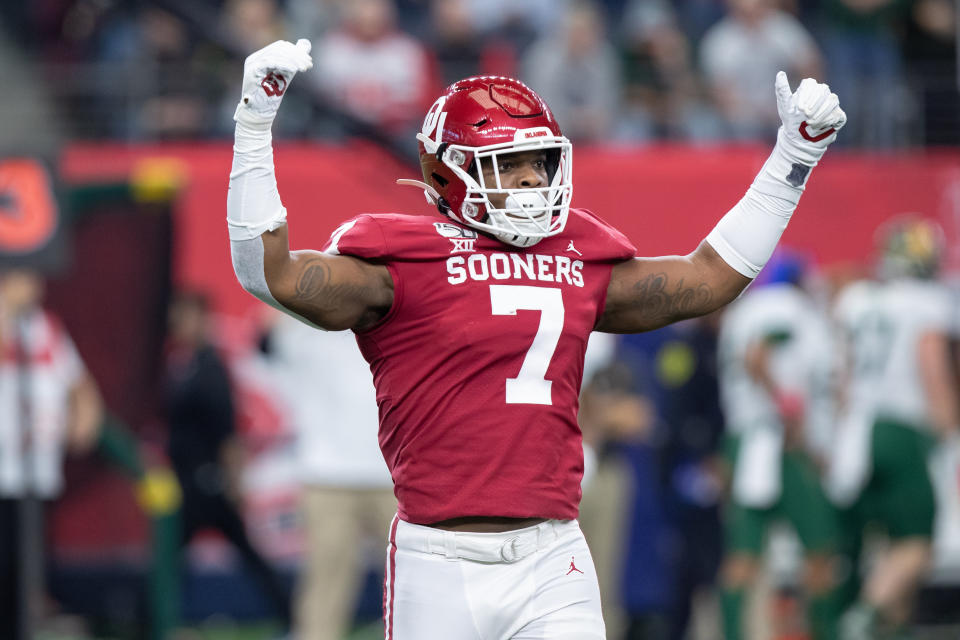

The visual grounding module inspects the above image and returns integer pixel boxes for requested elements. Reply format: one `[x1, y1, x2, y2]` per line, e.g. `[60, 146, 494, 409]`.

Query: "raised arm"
[226, 39, 393, 331]
[599, 73, 846, 333]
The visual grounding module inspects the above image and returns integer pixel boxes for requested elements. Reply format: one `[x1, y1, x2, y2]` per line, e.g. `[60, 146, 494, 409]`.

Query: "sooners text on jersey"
[323, 209, 636, 524]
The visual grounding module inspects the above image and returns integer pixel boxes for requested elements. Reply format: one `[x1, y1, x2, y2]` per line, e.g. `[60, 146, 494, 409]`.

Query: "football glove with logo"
[706, 72, 845, 278]
[775, 72, 846, 166]
[752, 72, 846, 200]
[234, 38, 313, 128]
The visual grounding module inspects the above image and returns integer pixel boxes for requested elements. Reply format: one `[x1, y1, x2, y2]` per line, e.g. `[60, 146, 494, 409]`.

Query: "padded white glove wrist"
[707, 72, 845, 278]
[752, 72, 847, 202]
[774, 72, 846, 165]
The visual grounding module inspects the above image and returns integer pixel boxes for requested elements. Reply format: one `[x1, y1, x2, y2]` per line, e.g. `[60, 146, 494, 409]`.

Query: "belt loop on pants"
[443, 530, 458, 560]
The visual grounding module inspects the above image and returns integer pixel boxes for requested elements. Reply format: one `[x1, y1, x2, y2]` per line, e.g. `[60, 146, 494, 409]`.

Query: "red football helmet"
[408, 76, 573, 248]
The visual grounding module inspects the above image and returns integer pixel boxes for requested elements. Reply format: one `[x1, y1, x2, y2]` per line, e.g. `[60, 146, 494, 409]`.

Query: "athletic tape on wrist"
[705, 138, 814, 278]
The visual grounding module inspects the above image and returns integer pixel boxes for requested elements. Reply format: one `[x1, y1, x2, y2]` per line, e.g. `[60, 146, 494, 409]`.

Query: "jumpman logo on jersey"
[566, 241, 582, 256]
[566, 556, 584, 575]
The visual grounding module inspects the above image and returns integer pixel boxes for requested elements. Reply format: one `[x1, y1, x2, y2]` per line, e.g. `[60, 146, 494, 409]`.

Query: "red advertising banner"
[61, 142, 960, 318]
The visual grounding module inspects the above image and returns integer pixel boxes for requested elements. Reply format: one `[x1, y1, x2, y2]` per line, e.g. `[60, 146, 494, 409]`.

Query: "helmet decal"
[421, 95, 448, 150]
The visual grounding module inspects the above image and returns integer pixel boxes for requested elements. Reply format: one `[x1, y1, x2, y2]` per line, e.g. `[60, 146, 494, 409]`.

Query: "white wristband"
[705, 135, 816, 278]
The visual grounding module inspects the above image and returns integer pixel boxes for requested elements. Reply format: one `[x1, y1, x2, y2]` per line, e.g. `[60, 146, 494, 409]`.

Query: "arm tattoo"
[292, 258, 373, 309]
[294, 259, 331, 300]
[632, 272, 713, 322]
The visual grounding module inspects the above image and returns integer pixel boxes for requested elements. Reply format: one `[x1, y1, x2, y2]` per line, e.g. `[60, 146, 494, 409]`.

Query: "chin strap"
[396, 179, 441, 205]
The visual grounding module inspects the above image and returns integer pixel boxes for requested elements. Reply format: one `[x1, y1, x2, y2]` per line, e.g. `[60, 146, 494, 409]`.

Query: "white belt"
[394, 518, 572, 564]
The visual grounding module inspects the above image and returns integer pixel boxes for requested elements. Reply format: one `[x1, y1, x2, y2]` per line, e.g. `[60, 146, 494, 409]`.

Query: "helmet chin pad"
[480, 193, 551, 248]
[505, 191, 550, 213]
[502, 192, 551, 241]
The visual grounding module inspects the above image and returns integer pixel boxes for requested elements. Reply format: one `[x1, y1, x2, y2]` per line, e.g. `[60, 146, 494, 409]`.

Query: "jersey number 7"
[490, 285, 564, 405]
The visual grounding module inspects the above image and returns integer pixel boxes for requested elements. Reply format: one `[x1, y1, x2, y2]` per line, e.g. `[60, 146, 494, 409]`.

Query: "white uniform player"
[719, 282, 834, 508]
[0, 269, 103, 638]
[829, 278, 953, 504]
[717, 276, 839, 640]
[0, 310, 90, 499]
[829, 217, 960, 640]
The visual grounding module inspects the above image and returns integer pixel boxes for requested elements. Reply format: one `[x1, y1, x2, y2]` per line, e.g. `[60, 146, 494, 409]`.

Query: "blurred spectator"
[716, 255, 842, 640]
[521, 0, 622, 143]
[611, 317, 726, 640]
[0, 268, 103, 639]
[94, 7, 227, 139]
[579, 332, 654, 636]
[617, 0, 723, 142]
[903, 0, 960, 145]
[463, 0, 568, 52]
[222, 0, 286, 51]
[260, 312, 396, 640]
[0, 29, 63, 154]
[604, 336, 675, 640]
[425, 0, 518, 86]
[672, 0, 729, 45]
[309, 0, 435, 141]
[284, 0, 341, 44]
[163, 291, 290, 631]
[700, 0, 821, 141]
[648, 316, 726, 640]
[817, 0, 913, 147]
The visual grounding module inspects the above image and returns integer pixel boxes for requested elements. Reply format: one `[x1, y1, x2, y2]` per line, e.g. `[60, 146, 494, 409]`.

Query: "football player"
[226, 39, 846, 638]
[829, 217, 959, 640]
[716, 254, 841, 640]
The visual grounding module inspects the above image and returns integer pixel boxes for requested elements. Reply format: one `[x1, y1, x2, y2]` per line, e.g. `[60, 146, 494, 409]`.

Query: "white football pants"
[382, 516, 605, 639]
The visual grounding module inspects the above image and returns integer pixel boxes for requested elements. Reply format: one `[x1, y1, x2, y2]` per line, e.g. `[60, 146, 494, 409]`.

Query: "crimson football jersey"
[322, 208, 636, 524]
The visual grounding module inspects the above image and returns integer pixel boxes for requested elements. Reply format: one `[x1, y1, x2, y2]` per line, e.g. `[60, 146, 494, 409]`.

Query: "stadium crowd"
[0, 0, 957, 149]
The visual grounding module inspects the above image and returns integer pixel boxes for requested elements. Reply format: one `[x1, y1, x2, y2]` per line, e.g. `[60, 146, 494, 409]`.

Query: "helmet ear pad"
[418, 142, 484, 223]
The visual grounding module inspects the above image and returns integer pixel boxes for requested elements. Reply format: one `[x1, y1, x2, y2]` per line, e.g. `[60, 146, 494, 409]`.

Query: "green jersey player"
[829, 216, 960, 640]
[717, 256, 841, 640]
[830, 216, 960, 640]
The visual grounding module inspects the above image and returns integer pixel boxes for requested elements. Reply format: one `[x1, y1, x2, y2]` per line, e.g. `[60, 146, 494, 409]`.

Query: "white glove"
[705, 72, 846, 278]
[774, 71, 846, 166]
[234, 38, 313, 128]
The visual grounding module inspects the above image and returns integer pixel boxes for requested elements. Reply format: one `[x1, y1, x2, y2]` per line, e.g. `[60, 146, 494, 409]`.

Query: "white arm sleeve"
[706, 127, 814, 278]
[226, 117, 286, 309]
[227, 120, 287, 241]
[227, 120, 319, 328]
